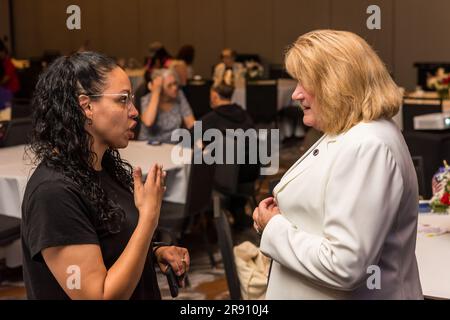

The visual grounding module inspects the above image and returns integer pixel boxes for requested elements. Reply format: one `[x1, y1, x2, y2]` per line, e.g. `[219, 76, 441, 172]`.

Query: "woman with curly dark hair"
[21, 51, 190, 300]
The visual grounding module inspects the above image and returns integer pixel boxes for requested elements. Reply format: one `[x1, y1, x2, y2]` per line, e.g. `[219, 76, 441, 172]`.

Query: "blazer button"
[313, 149, 319, 156]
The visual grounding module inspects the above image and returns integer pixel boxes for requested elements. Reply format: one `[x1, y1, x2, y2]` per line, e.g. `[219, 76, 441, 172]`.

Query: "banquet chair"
[156, 149, 217, 267]
[212, 191, 242, 300]
[211, 135, 261, 300]
[0, 121, 6, 142]
[0, 215, 21, 249]
[0, 118, 32, 148]
[213, 133, 260, 210]
[412, 156, 426, 198]
[11, 98, 33, 120]
[246, 80, 278, 126]
[212, 163, 255, 300]
[184, 80, 213, 119]
[213, 160, 259, 213]
[15, 59, 42, 100]
[0, 215, 21, 283]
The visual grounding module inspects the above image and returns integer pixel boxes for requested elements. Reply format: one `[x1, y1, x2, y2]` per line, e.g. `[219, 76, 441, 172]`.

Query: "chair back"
[213, 133, 259, 194]
[185, 80, 213, 119]
[246, 80, 277, 124]
[0, 118, 32, 147]
[213, 192, 242, 300]
[412, 156, 426, 197]
[11, 98, 33, 119]
[184, 149, 216, 216]
[0, 214, 21, 247]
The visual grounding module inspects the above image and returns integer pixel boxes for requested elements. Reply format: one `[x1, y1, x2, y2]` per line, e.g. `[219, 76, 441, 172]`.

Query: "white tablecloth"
[0, 145, 32, 219]
[0, 141, 191, 219]
[232, 79, 297, 110]
[0, 141, 191, 267]
[118, 141, 191, 205]
[416, 213, 450, 299]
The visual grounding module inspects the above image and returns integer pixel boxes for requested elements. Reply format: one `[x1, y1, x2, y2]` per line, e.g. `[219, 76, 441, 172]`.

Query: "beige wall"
[394, 0, 450, 90]
[0, 0, 12, 51]
[10, 0, 450, 90]
[330, 0, 394, 73]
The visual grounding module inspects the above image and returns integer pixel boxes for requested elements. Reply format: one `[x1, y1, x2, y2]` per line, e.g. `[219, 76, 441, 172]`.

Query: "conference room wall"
[394, 0, 450, 90]
[0, 0, 12, 51]
[330, 0, 394, 76]
[10, 0, 450, 90]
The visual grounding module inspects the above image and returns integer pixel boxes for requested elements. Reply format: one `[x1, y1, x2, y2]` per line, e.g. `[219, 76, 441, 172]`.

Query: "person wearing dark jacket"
[194, 83, 259, 229]
[200, 84, 253, 135]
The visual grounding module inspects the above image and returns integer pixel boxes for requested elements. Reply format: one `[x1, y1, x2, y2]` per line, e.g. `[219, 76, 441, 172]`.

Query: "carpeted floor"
[0, 129, 321, 300]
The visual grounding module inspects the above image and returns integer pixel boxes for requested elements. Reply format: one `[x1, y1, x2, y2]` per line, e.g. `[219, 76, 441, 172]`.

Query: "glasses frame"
[80, 92, 136, 111]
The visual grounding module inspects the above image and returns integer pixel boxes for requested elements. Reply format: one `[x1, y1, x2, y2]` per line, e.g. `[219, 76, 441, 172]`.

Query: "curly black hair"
[28, 51, 133, 233]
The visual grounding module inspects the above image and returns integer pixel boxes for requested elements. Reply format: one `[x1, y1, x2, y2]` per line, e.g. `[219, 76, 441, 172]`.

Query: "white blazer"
[260, 119, 423, 299]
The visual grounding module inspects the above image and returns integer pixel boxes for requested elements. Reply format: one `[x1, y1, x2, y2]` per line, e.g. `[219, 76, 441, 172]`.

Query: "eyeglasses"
[166, 81, 178, 88]
[81, 92, 135, 111]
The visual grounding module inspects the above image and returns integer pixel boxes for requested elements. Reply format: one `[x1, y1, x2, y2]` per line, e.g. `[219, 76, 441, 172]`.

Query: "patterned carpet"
[0, 130, 321, 300]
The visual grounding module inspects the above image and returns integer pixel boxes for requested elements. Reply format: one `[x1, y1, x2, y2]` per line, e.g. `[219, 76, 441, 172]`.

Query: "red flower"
[442, 76, 450, 85]
[440, 192, 450, 205]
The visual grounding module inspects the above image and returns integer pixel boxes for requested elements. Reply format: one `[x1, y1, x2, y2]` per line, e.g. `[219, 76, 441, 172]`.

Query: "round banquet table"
[0, 141, 191, 267]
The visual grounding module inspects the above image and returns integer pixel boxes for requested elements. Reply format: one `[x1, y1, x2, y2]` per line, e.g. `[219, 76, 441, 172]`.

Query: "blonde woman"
[252, 30, 423, 299]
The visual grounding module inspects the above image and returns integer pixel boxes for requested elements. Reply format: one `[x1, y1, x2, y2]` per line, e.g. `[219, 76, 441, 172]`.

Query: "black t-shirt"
[21, 163, 161, 300]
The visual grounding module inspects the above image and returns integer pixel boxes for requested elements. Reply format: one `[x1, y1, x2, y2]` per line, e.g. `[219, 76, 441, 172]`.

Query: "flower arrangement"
[430, 160, 450, 214]
[244, 60, 264, 80]
[426, 68, 450, 100]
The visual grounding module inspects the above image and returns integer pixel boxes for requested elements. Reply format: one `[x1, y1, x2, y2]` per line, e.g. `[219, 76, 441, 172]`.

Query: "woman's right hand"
[148, 76, 163, 94]
[133, 165, 166, 227]
[253, 197, 280, 234]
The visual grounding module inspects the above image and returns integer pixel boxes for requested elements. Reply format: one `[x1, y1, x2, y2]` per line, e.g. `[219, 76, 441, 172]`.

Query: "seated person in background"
[0, 40, 20, 95]
[213, 48, 245, 87]
[198, 83, 254, 139]
[139, 69, 195, 143]
[0, 60, 13, 121]
[194, 83, 259, 230]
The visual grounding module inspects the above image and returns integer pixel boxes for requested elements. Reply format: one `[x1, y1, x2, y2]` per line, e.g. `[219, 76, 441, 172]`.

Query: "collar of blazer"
[273, 133, 339, 197]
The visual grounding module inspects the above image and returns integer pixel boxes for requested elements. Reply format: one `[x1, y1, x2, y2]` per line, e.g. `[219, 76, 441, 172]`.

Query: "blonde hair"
[285, 30, 402, 135]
